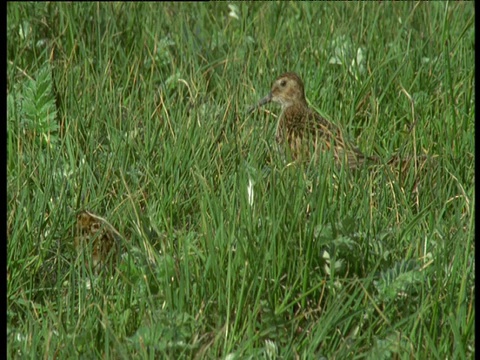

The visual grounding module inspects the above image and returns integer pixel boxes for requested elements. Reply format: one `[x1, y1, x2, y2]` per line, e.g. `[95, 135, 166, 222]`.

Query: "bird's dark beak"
[247, 93, 272, 113]
[257, 93, 272, 107]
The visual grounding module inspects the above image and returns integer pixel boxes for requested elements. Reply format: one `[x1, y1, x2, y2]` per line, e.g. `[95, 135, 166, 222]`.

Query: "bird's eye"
[280, 80, 287, 87]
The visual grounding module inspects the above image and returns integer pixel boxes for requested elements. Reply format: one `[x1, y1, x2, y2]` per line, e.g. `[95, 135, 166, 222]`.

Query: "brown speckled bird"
[74, 210, 123, 273]
[253, 72, 378, 169]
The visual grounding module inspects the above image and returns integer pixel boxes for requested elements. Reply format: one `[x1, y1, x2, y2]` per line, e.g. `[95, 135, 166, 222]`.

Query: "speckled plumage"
[255, 72, 377, 169]
[74, 210, 122, 272]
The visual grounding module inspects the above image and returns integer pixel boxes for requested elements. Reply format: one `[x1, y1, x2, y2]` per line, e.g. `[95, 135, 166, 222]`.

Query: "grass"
[7, 2, 474, 359]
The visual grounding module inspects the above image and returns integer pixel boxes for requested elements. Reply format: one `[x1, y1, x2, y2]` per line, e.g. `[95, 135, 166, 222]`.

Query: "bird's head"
[255, 72, 307, 110]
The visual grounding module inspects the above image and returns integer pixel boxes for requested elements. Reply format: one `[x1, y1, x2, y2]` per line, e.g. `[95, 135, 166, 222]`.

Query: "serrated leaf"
[18, 63, 58, 147]
[374, 259, 423, 300]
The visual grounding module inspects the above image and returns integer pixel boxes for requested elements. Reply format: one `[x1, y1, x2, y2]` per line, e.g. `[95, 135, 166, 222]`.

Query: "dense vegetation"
[7, 3, 474, 358]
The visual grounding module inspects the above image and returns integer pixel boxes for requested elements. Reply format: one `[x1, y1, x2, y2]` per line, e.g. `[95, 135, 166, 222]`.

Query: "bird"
[74, 210, 123, 273]
[251, 72, 378, 169]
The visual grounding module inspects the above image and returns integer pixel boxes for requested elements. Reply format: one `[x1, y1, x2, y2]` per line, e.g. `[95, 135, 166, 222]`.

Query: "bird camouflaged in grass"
[251, 72, 379, 169]
[249, 72, 439, 204]
[74, 210, 124, 274]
